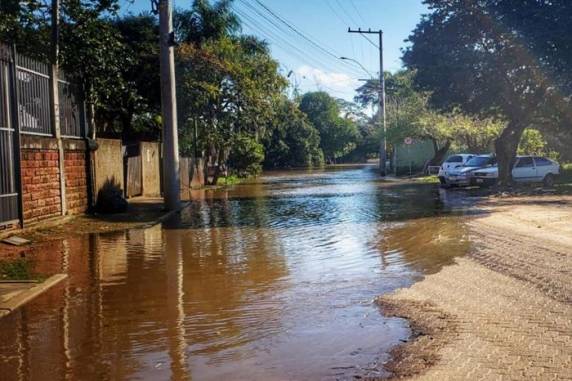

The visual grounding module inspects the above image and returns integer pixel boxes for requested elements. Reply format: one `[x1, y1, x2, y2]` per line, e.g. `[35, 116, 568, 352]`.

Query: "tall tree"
[403, 0, 572, 185]
[263, 97, 324, 169]
[299, 92, 358, 163]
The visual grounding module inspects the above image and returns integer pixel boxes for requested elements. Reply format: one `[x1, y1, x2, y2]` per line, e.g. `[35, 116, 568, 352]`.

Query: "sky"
[120, 0, 428, 102]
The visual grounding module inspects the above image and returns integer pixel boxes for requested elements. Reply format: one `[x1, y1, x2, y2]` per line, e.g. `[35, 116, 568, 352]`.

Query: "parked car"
[472, 156, 560, 187]
[441, 154, 496, 187]
[438, 154, 475, 185]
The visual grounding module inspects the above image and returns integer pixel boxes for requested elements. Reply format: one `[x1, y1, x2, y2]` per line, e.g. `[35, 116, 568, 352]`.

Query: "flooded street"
[0, 166, 470, 380]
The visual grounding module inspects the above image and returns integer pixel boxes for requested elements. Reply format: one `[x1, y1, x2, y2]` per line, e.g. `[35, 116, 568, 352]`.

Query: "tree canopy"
[299, 92, 359, 163]
[403, 0, 572, 184]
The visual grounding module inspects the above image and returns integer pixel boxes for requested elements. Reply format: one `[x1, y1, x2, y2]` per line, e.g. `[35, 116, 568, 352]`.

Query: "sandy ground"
[378, 195, 572, 380]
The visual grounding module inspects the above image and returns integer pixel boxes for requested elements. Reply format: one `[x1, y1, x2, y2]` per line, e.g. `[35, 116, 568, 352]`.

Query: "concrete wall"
[140, 141, 161, 197]
[393, 139, 435, 175]
[190, 158, 205, 188]
[94, 138, 124, 198]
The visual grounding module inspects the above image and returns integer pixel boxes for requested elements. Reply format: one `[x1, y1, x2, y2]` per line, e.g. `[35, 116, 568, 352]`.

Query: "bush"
[0, 259, 36, 280]
[228, 134, 265, 178]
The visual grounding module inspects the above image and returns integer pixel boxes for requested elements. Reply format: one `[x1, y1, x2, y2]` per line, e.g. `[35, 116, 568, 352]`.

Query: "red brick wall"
[64, 149, 88, 214]
[20, 149, 62, 222]
[18, 136, 90, 223]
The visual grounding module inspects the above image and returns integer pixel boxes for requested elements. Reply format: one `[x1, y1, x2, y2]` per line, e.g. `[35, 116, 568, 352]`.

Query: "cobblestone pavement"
[378, 197, 572, 380]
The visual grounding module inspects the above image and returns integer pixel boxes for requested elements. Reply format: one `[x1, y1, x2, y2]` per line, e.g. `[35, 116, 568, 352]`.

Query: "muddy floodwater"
[0, 166, 472, 380]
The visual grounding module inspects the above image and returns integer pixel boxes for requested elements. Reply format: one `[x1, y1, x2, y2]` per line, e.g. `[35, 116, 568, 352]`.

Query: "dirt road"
[378, 195, 572, 380]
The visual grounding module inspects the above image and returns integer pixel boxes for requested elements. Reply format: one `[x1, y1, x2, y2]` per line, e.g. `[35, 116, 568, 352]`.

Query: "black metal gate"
[0, 45, 19, 226]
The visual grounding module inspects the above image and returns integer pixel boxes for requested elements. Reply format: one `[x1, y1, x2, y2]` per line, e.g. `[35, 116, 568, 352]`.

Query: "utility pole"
[157, 0, 181, 210]
[51, 0, 67, 214]
[348, 28, 386, 176]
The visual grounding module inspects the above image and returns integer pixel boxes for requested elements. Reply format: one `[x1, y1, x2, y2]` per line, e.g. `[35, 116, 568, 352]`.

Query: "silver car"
[472, 156, 560, 187]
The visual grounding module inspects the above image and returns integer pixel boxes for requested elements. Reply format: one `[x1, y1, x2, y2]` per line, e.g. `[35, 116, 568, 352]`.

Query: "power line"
[236, 0, 363, 77]
[234, 6, 349, 75]
[349, 0, 367, 24]
[323, 0, 349, 26]
[250, 0, 359, 73]
[234, 3, 363, 77]
[334, 0, 359, 26]
[360, 33, 379, 49]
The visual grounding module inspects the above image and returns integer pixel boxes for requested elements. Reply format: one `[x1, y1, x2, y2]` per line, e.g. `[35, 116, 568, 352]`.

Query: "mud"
[376, 194, 572, 380]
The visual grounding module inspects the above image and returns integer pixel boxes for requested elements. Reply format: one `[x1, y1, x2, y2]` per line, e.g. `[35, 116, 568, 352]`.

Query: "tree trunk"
[211, 148, 225, 186]
[427, 139, 451, 167]
[494, 120, 527, 187]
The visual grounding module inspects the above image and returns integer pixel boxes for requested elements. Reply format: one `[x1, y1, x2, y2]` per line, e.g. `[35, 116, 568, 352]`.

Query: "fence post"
[10, 45, 24, 227]
[50, 0, 67, 216]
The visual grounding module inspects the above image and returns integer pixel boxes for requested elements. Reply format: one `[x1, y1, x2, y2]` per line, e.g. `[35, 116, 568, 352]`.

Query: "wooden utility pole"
[158, 0, 181, 210]
[348, 28, 386, 176]
[51, 0, 67, 214]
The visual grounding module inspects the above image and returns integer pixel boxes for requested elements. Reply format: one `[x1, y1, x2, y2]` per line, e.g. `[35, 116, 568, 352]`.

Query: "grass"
[414, 175, 440, 184]
[0, 259, 37, 281]
[216, 175, 242, 186]
[558, 163, 572, 184]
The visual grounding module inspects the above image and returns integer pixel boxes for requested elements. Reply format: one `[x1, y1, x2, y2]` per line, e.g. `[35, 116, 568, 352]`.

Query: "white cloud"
[292, 65, 359, 100]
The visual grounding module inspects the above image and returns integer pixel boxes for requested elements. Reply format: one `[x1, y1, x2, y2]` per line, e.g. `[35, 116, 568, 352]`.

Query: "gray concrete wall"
[140, 141, 161, 197]
[94, 139, 124, 197]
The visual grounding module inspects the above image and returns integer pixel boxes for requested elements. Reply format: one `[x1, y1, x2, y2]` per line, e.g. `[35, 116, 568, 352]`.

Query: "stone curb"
[0, 274, 68, 319]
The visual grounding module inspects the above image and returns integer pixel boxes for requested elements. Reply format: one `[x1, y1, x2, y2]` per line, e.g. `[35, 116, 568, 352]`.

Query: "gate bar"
[10, 44, 24, 227]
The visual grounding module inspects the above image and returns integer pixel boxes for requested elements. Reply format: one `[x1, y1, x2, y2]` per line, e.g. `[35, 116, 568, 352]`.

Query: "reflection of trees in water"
[377, 216, 469, 275]
[177, 195, 289, 360]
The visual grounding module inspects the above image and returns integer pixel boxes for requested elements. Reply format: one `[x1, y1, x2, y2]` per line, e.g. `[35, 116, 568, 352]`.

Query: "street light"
[339, 57, 375, 79]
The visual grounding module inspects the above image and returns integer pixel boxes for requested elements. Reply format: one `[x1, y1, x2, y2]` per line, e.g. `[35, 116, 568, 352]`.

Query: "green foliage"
[0, 259, 36, 281]
[263, 98, 324, 168]
[175, 0, 240, 44]
[177, 33, 286, 173]
[227, 134, 265, 178]
[299, 92, 359, 162]
[404, 1, 572, 183]
[217, 175, 241, 186]
[559, 163, 572, 186]
[518, 128, 559, 160]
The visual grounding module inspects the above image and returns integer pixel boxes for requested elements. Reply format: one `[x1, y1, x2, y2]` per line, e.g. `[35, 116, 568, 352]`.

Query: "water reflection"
[0, 166, 471, 380]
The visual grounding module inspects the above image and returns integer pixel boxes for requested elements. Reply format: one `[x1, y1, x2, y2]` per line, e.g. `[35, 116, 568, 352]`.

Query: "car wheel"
[543, 174, 555, 188]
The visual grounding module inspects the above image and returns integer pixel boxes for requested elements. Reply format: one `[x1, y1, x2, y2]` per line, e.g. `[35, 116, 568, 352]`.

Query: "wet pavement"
[0, 166, 472, 380]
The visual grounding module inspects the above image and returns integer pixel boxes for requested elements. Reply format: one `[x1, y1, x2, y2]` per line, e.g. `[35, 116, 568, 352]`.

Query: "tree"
[263, 97, 323, 169]
[1, 0, 137, 138]
[110, 14, 161, 140]
[0, 1, 49, 59]
[403, 0, 572, 185]
[174, 0, 239, 44]
[227, 133, 265, 177]
[299, 92, 358, 163]
[176, 0, 287, 184]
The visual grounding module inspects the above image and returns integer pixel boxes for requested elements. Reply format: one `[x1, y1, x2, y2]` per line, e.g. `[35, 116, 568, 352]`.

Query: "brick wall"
[20, 142, 62, 222]
[63, 140, 88, 215]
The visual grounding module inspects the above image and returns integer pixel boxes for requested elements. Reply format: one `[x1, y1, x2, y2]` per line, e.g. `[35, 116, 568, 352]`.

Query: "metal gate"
[0, 45, 20, 227]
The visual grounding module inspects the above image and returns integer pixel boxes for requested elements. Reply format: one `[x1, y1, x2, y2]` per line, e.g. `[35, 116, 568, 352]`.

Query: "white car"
[438, 154, 475, 185]
[472, 156, 560, 187]
[444, 155, 497, 187]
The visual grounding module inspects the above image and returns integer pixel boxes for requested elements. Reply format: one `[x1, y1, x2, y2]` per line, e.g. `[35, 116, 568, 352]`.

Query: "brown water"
[0, 166, 471, 380]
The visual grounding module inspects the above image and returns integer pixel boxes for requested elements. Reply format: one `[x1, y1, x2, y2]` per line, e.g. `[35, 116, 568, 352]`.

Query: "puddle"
[0, 166, 472, 380]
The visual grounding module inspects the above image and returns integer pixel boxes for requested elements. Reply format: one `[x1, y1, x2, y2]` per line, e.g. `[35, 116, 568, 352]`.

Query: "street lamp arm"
[339, 57, 374, 79]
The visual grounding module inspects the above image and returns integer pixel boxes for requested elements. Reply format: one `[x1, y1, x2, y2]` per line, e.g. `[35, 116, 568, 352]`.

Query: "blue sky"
[121, 0, 428, 101]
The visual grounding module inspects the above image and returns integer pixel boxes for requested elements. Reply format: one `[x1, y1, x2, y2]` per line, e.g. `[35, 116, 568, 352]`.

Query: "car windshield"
[445, 155, 464, 163]
[465, 156, 494, 167]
